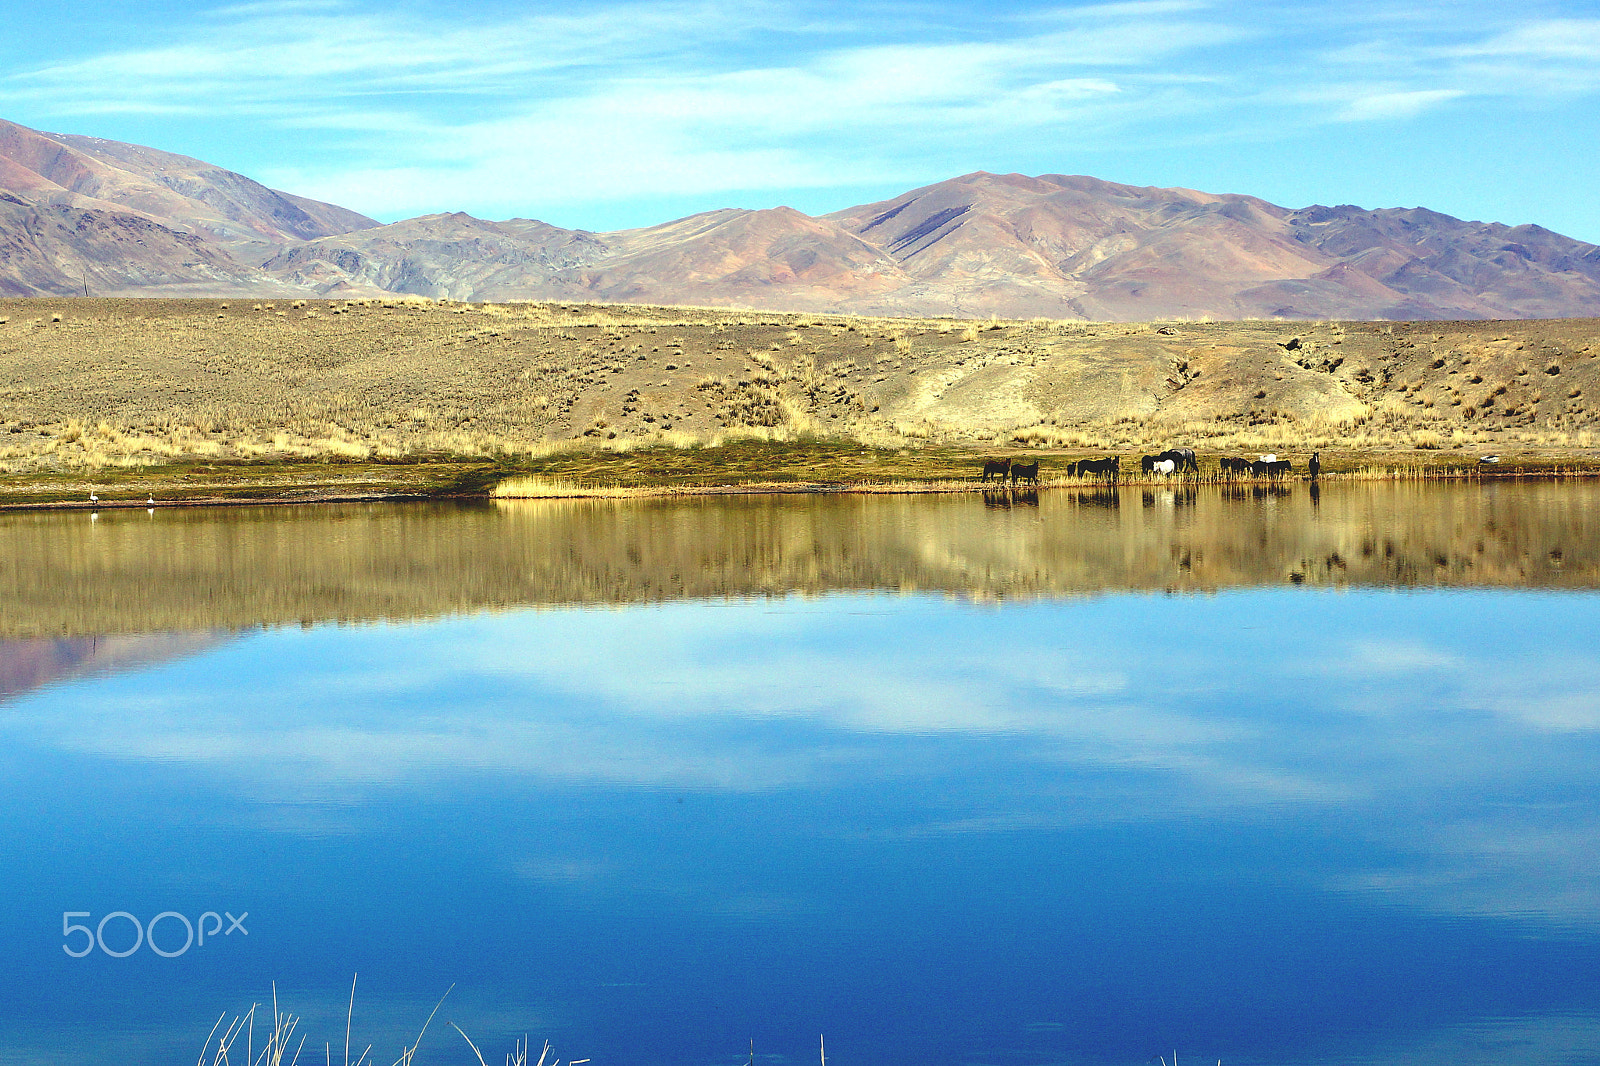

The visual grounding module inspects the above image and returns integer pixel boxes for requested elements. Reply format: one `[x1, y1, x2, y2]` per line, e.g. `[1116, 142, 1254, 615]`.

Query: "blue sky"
[2, 0, 1599, 238]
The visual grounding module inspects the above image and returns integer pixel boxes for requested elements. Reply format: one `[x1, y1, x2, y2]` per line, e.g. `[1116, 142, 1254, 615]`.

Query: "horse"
[1308, 452, 1321, 480]
[981, 458, 1012, 482]
[1151, 458, 1176, 476]
[1140, 454, 1162, 474]
[1076, 457, 1118, 481]
[1157, 448, 1198, 474]
[1011, 460, 1040, 485]
[1266, 459, 1293, 478]
[1219, 457, 1249, 476]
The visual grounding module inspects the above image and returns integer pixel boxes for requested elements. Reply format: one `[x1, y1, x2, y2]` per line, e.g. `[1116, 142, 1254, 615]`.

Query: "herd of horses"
[979, 450, 1321, 484]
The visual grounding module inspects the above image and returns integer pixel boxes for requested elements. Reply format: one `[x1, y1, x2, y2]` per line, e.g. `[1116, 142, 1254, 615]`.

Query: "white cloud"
[2, 3, 1598, 238]
[0, 0, 1241, 215]
[1453, 18, 1600, 60]
[1336, 88, 1467, 122]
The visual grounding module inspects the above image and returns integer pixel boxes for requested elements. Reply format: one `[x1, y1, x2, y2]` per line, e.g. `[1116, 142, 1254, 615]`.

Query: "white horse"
[1152, 458, 1176, 476]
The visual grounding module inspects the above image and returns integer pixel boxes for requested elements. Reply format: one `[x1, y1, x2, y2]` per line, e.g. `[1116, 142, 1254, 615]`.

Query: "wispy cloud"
[1, 1, 1598, 224]
[0, 0, 1239, 215]
[1335, 88, 1467, 122]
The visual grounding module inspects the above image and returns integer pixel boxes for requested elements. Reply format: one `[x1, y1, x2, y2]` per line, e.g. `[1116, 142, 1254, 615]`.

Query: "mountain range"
[4, 117, 1599, 320]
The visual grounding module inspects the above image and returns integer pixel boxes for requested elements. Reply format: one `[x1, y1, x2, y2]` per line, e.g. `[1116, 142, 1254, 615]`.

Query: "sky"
[1, 0, 1598, 239]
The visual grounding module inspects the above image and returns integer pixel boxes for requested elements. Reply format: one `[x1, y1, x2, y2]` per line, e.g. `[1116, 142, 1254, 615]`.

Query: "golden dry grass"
[1, 298, 1598, 483]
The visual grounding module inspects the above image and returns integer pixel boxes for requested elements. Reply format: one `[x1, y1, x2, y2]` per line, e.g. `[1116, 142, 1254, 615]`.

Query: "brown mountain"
[259, 171, 1600, 320]
[0, 119, 376, 247]
[261, 211, 610, 298]
[0, 192, 271, 296]
[0, 118, 377, 296]
[826, 173, 1600, 319]
[261, 205, 907, 306]
[4, 118, 1600, 319]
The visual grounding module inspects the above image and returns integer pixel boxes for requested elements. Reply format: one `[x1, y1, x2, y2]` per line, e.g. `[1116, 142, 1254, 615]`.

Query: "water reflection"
[1, 486, 1599, 1066]
[0, 481, 1596, 639]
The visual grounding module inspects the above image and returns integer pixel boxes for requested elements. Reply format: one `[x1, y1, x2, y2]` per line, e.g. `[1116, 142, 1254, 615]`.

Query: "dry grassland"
[2, 297, 1598, 499]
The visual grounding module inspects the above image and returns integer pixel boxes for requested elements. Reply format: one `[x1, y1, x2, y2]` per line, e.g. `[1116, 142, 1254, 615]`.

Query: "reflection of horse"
[1079, 488, 1120, 509]
[1074, 457, 1118, 481]
[1011, 460, 1040, 485]
[982, 489, 1013, 509]
[981, 458, 1012, 482]
[1013, 488, 1039, 507]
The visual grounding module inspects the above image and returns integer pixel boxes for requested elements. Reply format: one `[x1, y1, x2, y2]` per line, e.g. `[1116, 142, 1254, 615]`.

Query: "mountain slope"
[0, 192, 273, 296]
[827, 173, 1600, 320]
[0, 118, 378, 295]
[0, 120, 377, 248]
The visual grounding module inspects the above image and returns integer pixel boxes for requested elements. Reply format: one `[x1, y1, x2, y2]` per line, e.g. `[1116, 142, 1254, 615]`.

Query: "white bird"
[147, 495, 155, 506]
[88, 492, 98, 506]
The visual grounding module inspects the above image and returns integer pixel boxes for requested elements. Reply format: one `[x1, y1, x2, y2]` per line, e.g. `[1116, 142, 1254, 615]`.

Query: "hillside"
[4, 119, 1600, 318]
[0, 299, 1596, 477]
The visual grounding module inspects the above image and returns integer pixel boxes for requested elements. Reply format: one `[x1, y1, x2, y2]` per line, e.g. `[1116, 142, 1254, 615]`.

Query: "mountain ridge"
[2, 118, 1599, 320]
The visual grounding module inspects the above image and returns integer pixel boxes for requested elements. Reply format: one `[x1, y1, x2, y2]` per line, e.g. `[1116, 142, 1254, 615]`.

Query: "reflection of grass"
[6, 482, 1599, 640]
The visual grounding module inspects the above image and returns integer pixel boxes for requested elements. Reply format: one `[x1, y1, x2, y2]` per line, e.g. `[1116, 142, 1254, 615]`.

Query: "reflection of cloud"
[6, 590, 1600, 928]
[1333, 1009, 1600, 1066]
[1344, 817, 1600, 926]
[1342, 638, 1462, 673]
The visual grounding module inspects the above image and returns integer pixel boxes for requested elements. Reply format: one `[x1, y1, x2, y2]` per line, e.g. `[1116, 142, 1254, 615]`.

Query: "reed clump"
[198, 983, 580, 1066]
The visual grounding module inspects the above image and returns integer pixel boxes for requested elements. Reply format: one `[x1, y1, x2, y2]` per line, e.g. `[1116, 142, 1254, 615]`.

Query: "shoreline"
[4, 452, 1599, 510]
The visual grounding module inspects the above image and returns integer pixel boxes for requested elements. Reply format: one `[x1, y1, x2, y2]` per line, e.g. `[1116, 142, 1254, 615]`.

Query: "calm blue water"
[3, 490, 1600, 1066]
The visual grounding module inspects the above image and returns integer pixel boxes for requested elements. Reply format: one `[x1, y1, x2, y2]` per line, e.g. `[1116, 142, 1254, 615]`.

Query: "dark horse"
[1219, 456, 1250, 476]
[1157, 447, 1198, 474]
[1074, 457, 1119, 482]
[1251, 459, 1294, 478]
[981, 458, 1012, 482]
[1309, 452, 1321, 480]
[1011, 460, 1041, 485]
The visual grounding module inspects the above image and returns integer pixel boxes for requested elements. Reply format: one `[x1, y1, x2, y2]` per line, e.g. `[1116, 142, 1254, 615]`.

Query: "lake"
[2, 481, 1599, 1066]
